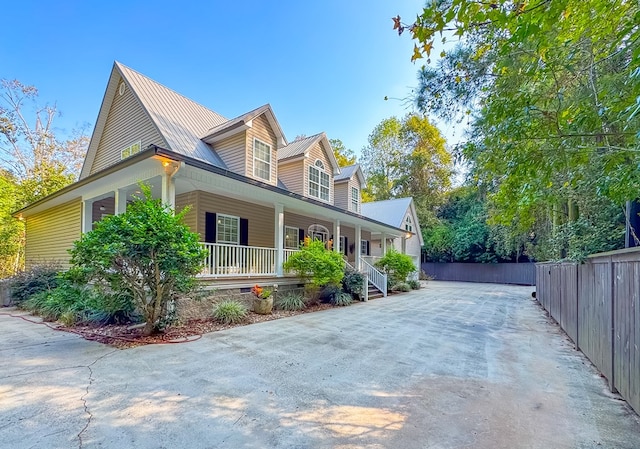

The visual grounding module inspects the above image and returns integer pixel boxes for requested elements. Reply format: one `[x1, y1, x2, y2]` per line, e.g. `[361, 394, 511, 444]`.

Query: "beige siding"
[92, 197, 115, 223]
[278, 160, 305, 195]
[338, 227, 372, 262]
[334, 183, 349, 210]
[197, 191, 274, 247]
[25, 199, 82, 269]
[90, 76, 168, 175]
[246, 114, 278, 185]
[284, 213, 334, 240]
[176, 192, 199, 234]
[214, 131, 247, 175]
[304, 140, 334, 204]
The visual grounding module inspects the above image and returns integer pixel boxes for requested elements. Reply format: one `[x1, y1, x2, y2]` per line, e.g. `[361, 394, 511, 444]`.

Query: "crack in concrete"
[77, 350, 117, 449]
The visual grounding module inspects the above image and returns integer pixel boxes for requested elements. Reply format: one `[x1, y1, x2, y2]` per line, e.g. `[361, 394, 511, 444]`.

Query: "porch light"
[17, 214, 24, 221]
[405, 232, 412, 239]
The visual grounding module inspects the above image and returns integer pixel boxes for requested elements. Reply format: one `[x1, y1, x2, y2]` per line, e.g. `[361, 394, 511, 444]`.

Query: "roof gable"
[202, 104, 287, 147]
[361, 197, 423, 245]
[277, 132, 340, 174]
[334, 164, 365, 185]
[80, 62, 228, 179]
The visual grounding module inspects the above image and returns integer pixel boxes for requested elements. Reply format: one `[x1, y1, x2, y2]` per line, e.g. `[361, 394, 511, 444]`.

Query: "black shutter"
[205, 213, 217, 243]
[343, 237, 348, 256]
[240, 218, 249, 246]
[298, 229, 305, 247]
[366, 241, 370, 255]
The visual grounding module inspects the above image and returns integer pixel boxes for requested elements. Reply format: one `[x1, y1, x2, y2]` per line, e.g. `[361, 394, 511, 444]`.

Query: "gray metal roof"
[117, 62, 229, 168]
[361, 197, 413, 228]
[277, 133, 324, 161]
[334, 164, 356, 181]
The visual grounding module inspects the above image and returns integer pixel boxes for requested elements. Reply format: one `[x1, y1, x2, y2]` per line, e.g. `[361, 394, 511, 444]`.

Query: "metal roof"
[277, 133, 324, 160]
[361, 197, 413, 228]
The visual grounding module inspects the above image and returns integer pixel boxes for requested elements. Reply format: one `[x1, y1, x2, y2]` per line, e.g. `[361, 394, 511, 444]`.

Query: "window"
[253, 139, 271, 181]
[120, 141, 141, 160]
[285, 226, 299, 249]
[405, 215, 413, 232]
[217, 214, 240, 244]
[308, 160, 330, 201]
[361, 239, 369, 255]
[339, 235, 347, 255]
[351, 187, 359, 212]
[308, 224, 329, 242]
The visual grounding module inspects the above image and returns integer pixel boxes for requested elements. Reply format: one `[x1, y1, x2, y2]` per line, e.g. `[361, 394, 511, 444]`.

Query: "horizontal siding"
[334, 183, 349, 210]
[197, 191, 274, 247]
[90, 76, 167, 175]
[214, 131, 246, 175]
[25, 199, 82, 269]
[247, 114, 278, 186]
[92, 197, 115, 223]
[278, 160, 304, 195]
[176, 192, 199, 234]
[284, 213, 334, 240]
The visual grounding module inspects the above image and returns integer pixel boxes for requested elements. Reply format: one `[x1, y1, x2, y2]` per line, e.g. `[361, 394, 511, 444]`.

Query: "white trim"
[351, 186, 359, 212]
[308, 159, 330, 202]
[217, 213, 240, 245]
[360, 239, 369, 255]
[253, 137, 272, 181]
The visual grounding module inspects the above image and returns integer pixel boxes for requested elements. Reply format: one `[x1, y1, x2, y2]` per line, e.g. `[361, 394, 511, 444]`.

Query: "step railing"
[359, 258, 387, 297]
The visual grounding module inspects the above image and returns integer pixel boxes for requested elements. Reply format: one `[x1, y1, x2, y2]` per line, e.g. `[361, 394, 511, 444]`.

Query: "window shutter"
[298, 229, 305, 246]
[240, 218, 249, 246]
[343, 237, 348, 256]
[366, 241, 370, 255]
[205, 213, 217, 243]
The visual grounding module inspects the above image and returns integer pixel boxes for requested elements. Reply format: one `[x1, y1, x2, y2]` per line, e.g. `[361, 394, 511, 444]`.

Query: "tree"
[329, 138, 357, 167]
[360, 114, 452, 226]
[0, 171, 23, 277]
[69, 185, 206, 336]
[395, 0, 640, 261]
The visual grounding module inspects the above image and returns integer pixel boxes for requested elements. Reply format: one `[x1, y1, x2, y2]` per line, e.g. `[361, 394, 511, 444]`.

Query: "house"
[14, 61, 417, 295]
[361, 197, 423, 278]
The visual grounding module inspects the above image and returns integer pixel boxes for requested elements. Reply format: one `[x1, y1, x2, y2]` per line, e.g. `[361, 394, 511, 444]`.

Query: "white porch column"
[381, 232, 387, 256]
[81, 199, 94, 234]
[274, 203, 284, 276]
[402, 235, 407, 254]
[161, 172, 176, 210]
[355, 224, 362, 270]
[333, 220, 341, 253]
[114, 189, 127, 215]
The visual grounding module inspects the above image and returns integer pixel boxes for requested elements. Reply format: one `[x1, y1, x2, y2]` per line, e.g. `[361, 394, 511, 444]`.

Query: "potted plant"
[251, 284, 273, 314]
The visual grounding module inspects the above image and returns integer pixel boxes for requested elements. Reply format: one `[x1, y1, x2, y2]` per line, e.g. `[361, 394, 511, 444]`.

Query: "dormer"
[334, 164, 365, 213]
[201, 104, 287, 186]
[277, 133, 340, 204]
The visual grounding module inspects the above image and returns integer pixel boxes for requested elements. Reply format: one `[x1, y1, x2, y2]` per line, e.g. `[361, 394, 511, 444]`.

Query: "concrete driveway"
[1, 281, 639, 449]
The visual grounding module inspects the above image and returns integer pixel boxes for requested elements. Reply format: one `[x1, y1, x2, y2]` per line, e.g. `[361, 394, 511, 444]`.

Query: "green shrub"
[408, 279, 421, 290]
[332, 292, 353, 306]
[375, 250, 416, 285]
[10, 264, 61, 306]
[342, 267, 364, 298]
[319, 284, 342, 303]
[275, 293, 306, 311]
[392, 282, 412, 292]
[213, 300, 248, 324]
[283, 238, 345, 288]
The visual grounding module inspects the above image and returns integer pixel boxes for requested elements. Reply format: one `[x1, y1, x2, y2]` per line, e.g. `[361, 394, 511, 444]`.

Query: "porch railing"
[360, 258, 387, 297]
[201, 243, 278, 277]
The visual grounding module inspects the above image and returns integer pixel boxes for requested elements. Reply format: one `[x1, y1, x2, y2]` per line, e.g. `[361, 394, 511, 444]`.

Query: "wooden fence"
[536, 248, 640, 415]
[421, 262, 535, 285]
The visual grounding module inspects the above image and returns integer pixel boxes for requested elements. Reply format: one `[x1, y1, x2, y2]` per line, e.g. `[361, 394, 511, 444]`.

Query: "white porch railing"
[200, 243, 278, 277]
[360, 258, 387, 297]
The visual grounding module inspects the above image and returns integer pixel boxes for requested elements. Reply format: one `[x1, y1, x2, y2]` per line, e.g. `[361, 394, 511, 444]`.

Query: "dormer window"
[309, 159, 330, 201]
[351, 187, 359, 212]
[253, 138, 271, 181]
[405, 215, 413, 232]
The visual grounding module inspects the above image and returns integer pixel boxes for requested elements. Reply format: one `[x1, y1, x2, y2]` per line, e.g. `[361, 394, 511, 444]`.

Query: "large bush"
[283, 238, 345, 288]
[10, 263, 61, 306]
[342, 266, 365, 299]
[375, 249, 416, 285]
[69, 185, 206, 336]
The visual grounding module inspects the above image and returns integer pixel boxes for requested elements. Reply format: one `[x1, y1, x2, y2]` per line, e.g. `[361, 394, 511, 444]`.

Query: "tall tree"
[395, 0, 639, 260]
[329, 138, 357, 167]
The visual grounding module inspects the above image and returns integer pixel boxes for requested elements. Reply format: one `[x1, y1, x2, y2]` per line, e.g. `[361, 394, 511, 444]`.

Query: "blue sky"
[1, 0, 441, 158]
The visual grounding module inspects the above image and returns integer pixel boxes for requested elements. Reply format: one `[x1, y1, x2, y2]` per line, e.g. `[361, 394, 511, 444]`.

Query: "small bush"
[319, 284, 342, 303]
[408, 279, 421, 290]
[419, 270, 434, 281]
[332, 292, 353, 306]
[375, 250, 416, 285]
[10, 264, 61, 306]
[213, 300, 248, 324]
[283, 238, 345, 287]
[392, 282, 411, 292]
[342, 267, 364, 298]
[275, 293, 306, 311]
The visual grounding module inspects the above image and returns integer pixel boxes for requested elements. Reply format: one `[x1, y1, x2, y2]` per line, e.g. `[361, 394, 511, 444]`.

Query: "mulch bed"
[62, 303, 336, 349]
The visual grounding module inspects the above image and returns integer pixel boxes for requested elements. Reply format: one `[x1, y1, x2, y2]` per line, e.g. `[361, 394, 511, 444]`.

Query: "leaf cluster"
[283, 238, 345, 287]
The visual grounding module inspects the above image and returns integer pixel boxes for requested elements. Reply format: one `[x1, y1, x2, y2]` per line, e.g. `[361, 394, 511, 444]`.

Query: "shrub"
[283, 238, 345, 288]
[275, 293, 306, 311]
[213, 300, 248, 325]
[408, 279, 421, 290]
[392, 282, 412, 292]
[10, 263, 61, 306]
[375, 250, 416, 285]
[69, 184, 206, 336]
[332, 292, 353, 306]
[342, 267, 365, 299]
[319, 284, 342, 303]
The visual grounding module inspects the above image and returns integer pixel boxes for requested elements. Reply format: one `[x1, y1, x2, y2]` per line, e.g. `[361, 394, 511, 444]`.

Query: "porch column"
[333, 220, 341, 253]
[274, 203, 284, 276]
[114, 189, 127, 215]
[402, 235, 407, 254]
[355, 224, 362, 270]
[81, 199, 94, 234]
[161, 172, 176, 210]
[381, 232, 387, 256]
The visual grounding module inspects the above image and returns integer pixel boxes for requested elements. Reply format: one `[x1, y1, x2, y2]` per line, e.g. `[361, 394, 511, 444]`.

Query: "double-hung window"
[284, 226, 299, 249]
[405, 215, 413, 232]
[351, 187, 359, 212]
[309, 160, 330, 201]
[253, 138, 271, 181]
[217, 214, 240, 244]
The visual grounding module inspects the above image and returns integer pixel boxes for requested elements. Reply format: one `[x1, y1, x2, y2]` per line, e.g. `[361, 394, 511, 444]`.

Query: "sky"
[1, 0, 453, 159]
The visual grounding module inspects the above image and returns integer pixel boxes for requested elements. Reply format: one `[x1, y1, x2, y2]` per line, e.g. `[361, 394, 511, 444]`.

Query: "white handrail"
[360, 258, 387, 297]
